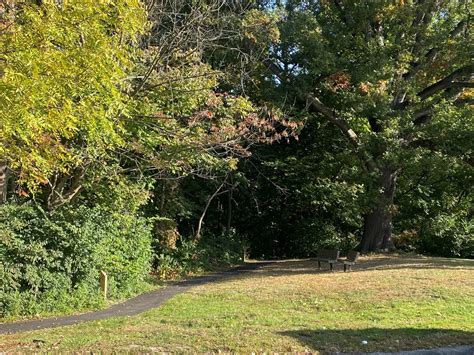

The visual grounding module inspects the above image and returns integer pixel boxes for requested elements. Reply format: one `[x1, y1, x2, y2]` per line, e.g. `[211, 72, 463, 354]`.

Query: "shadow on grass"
[207, 256, 474, 283]
[279, 328, 474, 354]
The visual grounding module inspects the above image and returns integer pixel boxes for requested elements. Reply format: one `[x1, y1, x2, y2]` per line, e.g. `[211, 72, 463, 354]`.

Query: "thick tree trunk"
[360, 167, 399, 253]
[0, 163, 9, 204]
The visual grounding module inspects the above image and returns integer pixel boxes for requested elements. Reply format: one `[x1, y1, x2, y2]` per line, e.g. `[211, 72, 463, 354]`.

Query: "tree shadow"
[165, 261, 277, 288]
[206, 256, 474, 284]
[279, 328, 474, 354]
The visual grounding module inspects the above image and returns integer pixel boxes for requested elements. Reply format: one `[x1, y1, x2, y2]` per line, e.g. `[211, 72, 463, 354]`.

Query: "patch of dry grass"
[0, 254, 473, 353]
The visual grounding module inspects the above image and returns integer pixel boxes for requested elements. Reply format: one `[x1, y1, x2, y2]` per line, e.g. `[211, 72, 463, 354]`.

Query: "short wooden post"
[99, 271, 108, 300]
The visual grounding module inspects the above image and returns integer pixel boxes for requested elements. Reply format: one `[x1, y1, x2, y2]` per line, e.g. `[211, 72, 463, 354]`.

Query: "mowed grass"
[1, 255, 473, 353]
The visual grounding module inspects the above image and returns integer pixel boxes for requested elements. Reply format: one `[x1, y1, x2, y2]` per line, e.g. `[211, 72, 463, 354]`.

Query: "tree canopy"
[238, 0, 473, 252]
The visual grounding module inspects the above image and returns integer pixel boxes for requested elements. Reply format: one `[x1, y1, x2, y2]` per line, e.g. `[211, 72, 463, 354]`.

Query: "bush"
[419, 213, 474, 258]
[393, 230, 420, 253]
[0, 203, 152, 318]
[153, 230, 244, 279]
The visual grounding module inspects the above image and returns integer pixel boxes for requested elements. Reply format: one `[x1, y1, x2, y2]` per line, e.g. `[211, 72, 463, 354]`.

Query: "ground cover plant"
[0, 255, 472, 353]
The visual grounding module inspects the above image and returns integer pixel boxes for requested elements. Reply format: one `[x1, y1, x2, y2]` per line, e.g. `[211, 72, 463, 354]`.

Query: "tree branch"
[47, 167, 85, 210]
[262, 58, 378, 171]
[403, 20, 468, 81]
[417, 65, 474, 101]
[262, 58, 359, 146]
[305, 94, 359, 147]
[393, 19, 469, 108]
[262, 58, 287, 82]
[195, 180, 226, 240]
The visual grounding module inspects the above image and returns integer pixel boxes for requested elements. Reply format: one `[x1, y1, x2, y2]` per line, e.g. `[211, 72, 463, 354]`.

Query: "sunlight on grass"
[0, 255, 473, 353]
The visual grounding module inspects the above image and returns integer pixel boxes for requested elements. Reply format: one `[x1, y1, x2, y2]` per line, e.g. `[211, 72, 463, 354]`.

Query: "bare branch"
[195, 179, 226, 240]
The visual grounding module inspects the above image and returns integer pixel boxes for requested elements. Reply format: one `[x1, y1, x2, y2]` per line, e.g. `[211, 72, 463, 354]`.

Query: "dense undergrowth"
[0, 203, 243, 319]
[0, 203, 152, 319]
[153, 231, 244, 280]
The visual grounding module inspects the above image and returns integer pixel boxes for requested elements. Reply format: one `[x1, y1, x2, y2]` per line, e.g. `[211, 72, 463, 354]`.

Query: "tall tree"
[252, 0, 473, 252]
[0, 0, 146, 206]
[0, 0, 295, 215]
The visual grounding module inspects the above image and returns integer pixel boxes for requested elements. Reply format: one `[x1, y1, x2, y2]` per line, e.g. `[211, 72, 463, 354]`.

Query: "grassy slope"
[0, 255, 473, 353]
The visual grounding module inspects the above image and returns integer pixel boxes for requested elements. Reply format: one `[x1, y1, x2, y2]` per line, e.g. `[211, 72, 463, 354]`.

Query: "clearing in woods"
[0, 255, 473, 353]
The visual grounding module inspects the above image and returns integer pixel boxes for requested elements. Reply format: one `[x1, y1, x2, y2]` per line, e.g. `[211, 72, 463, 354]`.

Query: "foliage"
[395, 145, 474, 258]
[0, 0, 146, 191]
[126, 56, 299, 180]
[419, 213, 473, 258]
[0, 203, 152, 318]
[0, 0, 473, 326]
[153, 231, 244, 280]
[220, 0, 473, 252]
[231, 119, 363, 258]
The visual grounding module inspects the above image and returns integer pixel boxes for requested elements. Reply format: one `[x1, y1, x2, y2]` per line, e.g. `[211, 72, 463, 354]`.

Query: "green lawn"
[1, 255, 473, 353]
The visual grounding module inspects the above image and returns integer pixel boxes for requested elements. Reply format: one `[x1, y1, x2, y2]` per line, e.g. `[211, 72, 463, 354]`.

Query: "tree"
[229, 119, 363, 258]
[123, 0, 298, 239]
[251, 0, 472, 252]
[0, 0, 146, 206]
[1, 0, 296, 220]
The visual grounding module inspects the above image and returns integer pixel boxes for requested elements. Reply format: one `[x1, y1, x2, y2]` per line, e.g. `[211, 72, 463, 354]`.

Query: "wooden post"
[99, 271, 108, 300]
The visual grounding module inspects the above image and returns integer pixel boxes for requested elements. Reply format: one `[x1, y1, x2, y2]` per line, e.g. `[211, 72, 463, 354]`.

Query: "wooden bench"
[315, 249, 340, 271]
[341, 250, 359, 272]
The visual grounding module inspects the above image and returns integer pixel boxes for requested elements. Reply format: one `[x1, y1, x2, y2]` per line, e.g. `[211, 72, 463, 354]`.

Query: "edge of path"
[335, 345, 474, 355]
[0, 261, 273, 335]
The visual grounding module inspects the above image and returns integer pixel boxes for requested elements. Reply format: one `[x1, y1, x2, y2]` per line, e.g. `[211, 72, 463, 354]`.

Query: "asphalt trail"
[0, 262, 271, 335]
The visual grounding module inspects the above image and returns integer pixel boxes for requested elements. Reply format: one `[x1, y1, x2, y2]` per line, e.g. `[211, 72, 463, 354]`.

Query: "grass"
[1, 254, 473, 353]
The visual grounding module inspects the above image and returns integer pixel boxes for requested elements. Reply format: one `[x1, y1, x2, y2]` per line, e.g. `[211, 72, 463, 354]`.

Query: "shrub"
[0, 203, 152, 318]
[153, 230, 244, 279]
[419, 213, 474, 258]
[393, 230, 420, 253]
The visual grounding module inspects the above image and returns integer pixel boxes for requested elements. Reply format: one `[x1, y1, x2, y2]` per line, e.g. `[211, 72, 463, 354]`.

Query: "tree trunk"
[46, 167, 85, 210]
[195, 182, 225, 241]
[0, 163, 9, 204]
[360, 167, 399, 253]
[225, 175, 233, 235]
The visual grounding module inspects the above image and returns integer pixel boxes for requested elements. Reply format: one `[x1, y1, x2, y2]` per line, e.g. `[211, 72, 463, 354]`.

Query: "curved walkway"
[360, 345, 474, 355]
[0, 262, 272, 335]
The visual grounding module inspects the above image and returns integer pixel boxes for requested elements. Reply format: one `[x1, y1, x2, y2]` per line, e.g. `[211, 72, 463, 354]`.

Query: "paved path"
[0, 262, 271, 335]
[357, 345, 474, 355]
